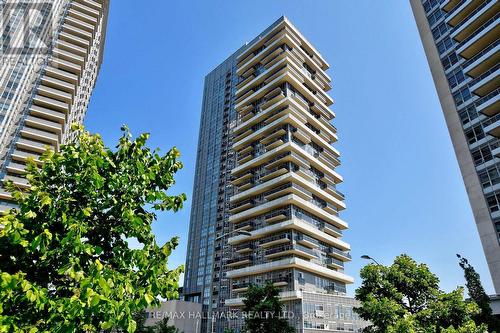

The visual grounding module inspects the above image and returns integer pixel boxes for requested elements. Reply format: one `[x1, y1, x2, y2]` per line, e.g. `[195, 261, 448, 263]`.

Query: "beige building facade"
[225, 17, 368, 333]
[410, 0, 500, 293]
[0, 0, 109, 211]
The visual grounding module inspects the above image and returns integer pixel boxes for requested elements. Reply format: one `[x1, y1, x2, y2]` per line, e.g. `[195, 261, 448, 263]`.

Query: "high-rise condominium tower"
[184, 17, 369, 333]
[410, 0, 500, 293]
[0, 0, 109, 211]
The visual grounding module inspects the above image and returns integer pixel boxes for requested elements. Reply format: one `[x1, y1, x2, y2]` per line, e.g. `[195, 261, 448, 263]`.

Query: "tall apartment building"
[410, 0, 500, 293]
[0, 0, 109, 211]
[184, 17, 369, 333]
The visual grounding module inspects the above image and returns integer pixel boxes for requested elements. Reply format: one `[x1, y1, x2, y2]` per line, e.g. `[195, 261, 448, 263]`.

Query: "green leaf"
[127, 319, 137, 333]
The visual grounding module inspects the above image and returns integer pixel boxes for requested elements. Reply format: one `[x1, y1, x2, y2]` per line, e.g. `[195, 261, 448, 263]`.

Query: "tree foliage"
[117, 312, 181, 333]
[241, 282, 294, 333]
[457, 254, 500, 332]
[0, 125, 186, 332]
[355, 254, 487, 332]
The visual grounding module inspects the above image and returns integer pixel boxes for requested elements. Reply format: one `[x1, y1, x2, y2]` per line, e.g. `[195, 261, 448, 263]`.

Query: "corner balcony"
[450, 0, 499, 42]
[468, 64, 500, 97]
[456, 15, 500, 59]
[462, 40, 500, 77]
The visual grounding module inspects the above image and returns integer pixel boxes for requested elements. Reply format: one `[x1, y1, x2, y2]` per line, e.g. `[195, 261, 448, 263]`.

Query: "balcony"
[456, 15, 500, 59]
[29, 105, 66, 124]
[484, 118, 500, 137]
[468, 64, 500, 96]
[321, 222, 342, 237]
[441, 0, 465, 12]
[230, 199, 256, 214]
[25, 116, 63, 135]
[226, 290, 303, 307]
[6, 162, 26, 175]
[234, 243, 255, 254]
[462, 40, 500, 77]
[476, 94, 500, 117]
[20, 127, 59, 145]
[259, 166, 289, 183]
[326, 257, 345, 269]
[44, 65, 79, 84]
[450, 0, 499, 42]
[296, 234, 319, 248]
[33, 95, 69, 113]
[16, 138, 52, 155]
[3, 175, 30, 189]
[265, 244, 317, 260]
[264, 211, 289, 224]
[259, 233, 291, 248]
[226, 257, 353, 283]
[227, 255, 253, 268]
[11, 150, 42, 164]
[234, 220, 255, 232]
[447, 0, 494, 27]
[329, 247, 352, 261]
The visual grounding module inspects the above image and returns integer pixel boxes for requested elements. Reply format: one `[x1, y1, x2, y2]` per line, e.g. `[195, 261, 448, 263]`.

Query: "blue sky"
[85, 0, 495, 295]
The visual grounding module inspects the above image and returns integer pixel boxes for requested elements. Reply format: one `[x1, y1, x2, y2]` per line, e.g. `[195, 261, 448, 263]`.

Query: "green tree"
[355, 254, 487, 332]
[457, 254, 500, 332]
[121, 312, 180, 333]
[153, 316, 181, 333]
[0, 125, 186, 332]
[241, 282, 294, 333]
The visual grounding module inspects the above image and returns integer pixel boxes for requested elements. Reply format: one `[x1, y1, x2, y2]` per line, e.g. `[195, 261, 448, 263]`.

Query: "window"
[432, 21, 448, 40]
[458, 105, 479, 126]
[464, 124, 485, 145]
[479, 166, 500, 188]
[447, 68, 466, 89]
[453, 87, 472, 106]
[471, 145, 493, 166]
[427, 8, 444, 26]
[437, 36, 454, 55]
[486, 193, 500, 213]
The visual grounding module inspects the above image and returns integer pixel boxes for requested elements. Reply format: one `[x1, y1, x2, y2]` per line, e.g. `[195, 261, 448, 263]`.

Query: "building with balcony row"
[0, 0, 109, 210]
[183, 16, 370, 333]
[410, 0, 500, 294]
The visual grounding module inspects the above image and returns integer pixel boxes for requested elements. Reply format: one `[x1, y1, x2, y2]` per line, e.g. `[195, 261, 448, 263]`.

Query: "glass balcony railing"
[475, 87, 500, 107]
[462, 39, 500, 70]
[327, 257, 345, 267]
[451, 0, 494, 33]
[456, 13, 500, 51]
[468, 63, 500, 88]
[446, 0, 468, 17]
[330, 247, 352, 259]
